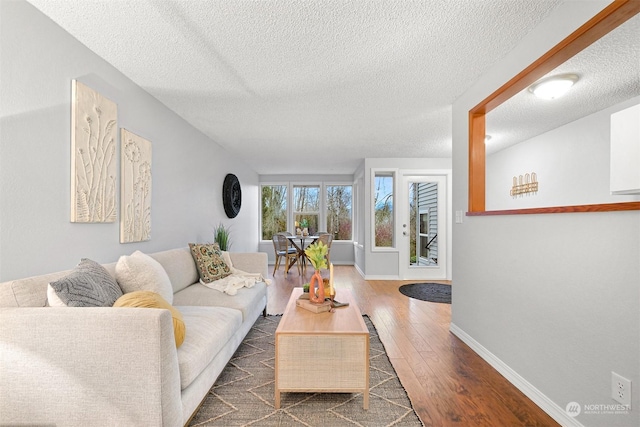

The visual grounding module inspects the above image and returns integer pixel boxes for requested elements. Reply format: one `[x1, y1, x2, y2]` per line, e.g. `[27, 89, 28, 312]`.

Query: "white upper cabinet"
[610, 104, 640, 195]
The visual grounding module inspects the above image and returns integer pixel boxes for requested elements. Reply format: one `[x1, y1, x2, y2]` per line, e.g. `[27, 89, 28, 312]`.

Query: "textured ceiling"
[27, 0, 582, 174]
[486, 12, 640, 154]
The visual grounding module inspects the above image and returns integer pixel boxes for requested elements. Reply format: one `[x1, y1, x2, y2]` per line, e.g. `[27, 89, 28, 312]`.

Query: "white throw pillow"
[115, 251, 174, 303]
[47, 284, 67, 307]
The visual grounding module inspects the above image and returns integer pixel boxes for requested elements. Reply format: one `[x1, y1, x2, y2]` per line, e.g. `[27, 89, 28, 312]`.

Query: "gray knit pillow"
[49, 258, 122, 307]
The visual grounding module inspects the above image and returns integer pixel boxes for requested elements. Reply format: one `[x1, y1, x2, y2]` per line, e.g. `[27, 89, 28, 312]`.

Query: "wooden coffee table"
[275, 288, 369, 409]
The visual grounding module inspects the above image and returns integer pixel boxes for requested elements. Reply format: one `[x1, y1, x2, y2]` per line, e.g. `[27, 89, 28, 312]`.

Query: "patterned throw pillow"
[189, 243, 232, 284]
[48, 258, 123, 307]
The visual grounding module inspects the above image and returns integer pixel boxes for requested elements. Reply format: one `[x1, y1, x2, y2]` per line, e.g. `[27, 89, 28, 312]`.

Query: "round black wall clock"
[222, 173, 242, 218]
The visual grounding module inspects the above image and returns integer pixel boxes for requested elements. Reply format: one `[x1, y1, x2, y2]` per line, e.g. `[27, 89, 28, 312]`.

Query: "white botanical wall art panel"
[71, 80, 118, 223]
[120, 129, 152, 243]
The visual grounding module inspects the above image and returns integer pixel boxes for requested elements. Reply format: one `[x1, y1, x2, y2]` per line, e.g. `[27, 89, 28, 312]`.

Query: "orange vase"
[309, 269, 325, 304]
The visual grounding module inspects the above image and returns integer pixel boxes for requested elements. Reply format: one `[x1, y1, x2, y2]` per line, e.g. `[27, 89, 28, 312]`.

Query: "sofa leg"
[263, 307, 267, 317]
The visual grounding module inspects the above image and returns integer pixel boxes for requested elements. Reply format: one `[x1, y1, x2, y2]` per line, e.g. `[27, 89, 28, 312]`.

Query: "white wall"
[487, 96, 640, 210]
[363, 157, 452, 280]
[452, 2, 640, 427]
[0, 1, 260, 281]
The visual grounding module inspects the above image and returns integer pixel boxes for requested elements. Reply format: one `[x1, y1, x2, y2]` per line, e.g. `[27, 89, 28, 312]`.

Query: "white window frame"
[259, 182, 289, 241]
[259, 180, 356, 242]
[371, 169, 397, 251]
[324, 182, 354, 241]
[292, 182, 322, 235]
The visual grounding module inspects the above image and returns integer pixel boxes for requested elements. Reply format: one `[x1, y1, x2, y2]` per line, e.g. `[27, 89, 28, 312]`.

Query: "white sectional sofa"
[0, 247, 268, 427]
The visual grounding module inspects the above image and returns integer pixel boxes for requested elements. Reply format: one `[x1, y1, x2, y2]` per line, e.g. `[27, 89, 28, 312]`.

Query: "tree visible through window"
[261, 182, 354, 242]
[326, 185, 352, 240]
[261, 185, 287, 240]
[374, 173, 393, 247]
[293, 185, 320, 235]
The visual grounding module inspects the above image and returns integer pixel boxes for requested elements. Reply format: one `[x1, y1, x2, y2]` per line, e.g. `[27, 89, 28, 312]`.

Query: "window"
[293, 185, 320, 235]
[326, 185, 352, 240]
[261, 182, 355, 241]
[261, 184, 287, 240]
[374, 173, 394, 247]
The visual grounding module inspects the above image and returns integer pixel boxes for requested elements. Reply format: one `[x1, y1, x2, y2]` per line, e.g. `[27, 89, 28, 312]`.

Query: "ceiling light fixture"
[528, 73, 579, 100]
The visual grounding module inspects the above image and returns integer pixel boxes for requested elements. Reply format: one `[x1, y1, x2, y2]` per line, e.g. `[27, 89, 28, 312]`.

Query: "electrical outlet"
[612, 372, 632, 406]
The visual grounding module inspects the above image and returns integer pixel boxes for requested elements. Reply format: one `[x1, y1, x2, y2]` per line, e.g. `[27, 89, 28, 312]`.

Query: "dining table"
[285, 234, 319, 273]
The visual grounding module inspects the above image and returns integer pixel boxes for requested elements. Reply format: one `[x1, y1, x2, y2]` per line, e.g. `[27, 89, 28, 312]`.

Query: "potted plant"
[304, 241, 328, 303]
[213, 222, 232, 251]
[300, 218, 309, 236]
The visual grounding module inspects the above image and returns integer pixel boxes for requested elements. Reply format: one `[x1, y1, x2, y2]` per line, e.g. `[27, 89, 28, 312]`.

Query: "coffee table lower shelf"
[274, 288, 369, 409]
[275, 333, 369, 409]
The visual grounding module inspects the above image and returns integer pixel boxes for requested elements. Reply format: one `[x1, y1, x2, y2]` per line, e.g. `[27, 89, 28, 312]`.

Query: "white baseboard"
[354, 264, 365, 278]
[449, 323, 584, 427]
[363, 274, 401, 280]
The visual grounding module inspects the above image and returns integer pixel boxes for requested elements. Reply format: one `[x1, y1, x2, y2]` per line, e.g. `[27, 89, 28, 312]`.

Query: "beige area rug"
[189, 315, 424, 427]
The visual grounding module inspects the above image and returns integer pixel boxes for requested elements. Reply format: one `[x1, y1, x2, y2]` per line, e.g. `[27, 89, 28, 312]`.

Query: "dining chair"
[272, 234, 300, 276]
[317, 233, 333, 265]
[277, 231, 298, 253]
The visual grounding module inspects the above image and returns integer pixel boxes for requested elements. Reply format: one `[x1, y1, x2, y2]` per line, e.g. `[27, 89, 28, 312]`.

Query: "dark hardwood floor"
[267, 265, 559, 427]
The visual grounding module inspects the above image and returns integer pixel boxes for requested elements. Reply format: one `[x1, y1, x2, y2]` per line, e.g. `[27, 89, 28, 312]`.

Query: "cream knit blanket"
[199, 252, 272, 295]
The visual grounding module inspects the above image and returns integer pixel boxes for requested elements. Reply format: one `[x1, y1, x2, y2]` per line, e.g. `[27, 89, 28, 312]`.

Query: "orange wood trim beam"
[468, 112, 485, 212]
[467, 0, 640, 215]
[466, 202, 640, 216]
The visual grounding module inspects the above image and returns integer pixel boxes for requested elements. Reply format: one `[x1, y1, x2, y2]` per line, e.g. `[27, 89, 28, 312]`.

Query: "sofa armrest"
[0, 307, 182, 427]
[229, 252, 268, 279]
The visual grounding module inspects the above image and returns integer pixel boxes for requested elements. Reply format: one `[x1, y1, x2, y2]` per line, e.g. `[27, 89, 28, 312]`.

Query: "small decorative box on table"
[295, 297, 332, 313]
[275, 288, 369, 409]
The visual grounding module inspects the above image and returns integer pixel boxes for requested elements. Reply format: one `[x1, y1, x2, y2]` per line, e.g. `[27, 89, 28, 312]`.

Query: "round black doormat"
[399, 283, 451, 304]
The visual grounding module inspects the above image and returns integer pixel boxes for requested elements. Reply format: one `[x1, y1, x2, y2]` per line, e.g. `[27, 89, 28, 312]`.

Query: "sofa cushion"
[172, 281, 267, 322]
[176, 306, 242, 390]
[149, 248, 199, 294]
[115, 251, 173, 303]
[188, 243, 231, 284]
[47, 259, 122, 307]
[0, 271, 67, 307]
[114, 291, 186, 348]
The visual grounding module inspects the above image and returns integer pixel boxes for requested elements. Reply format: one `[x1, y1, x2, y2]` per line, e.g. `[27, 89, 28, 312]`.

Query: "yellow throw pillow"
[114, 291, 185, 348]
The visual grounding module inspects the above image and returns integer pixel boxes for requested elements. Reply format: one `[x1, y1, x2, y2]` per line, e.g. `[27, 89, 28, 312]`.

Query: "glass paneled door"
[399, 175, 447, 280]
